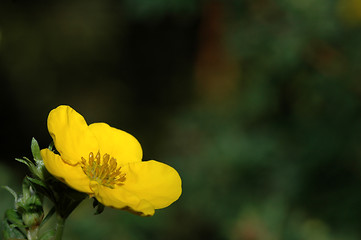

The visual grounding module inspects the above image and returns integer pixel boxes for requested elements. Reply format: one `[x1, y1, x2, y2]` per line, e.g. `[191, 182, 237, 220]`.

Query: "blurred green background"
[2, 0, 361, 239]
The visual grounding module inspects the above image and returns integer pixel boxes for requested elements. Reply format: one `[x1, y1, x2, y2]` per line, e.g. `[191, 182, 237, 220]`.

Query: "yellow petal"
[121, 160, 182, 209]
[88, 123, 143, 165]
[90, 182, 155, 216]
[41, 149, 92, 193]
[47, 105, 98, 165]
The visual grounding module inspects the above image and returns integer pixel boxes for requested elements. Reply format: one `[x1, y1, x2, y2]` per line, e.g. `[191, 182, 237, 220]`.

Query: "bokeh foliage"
[2, 0, 361, 239]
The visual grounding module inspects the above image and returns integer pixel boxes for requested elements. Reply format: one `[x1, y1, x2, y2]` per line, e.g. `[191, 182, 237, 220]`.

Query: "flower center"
[81, 152, 126, 188]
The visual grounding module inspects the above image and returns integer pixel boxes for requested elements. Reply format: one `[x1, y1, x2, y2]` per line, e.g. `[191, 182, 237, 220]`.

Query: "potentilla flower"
[40, 105, 182, 216]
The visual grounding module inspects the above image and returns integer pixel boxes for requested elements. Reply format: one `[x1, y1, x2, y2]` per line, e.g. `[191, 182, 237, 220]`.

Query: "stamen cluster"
[81, 152, 126, 188]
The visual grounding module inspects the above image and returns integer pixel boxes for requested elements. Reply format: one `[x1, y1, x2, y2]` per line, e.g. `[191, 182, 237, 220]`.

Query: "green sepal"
[18, 193, 43, 216]
[15, 157, 33, 168]
[26, 195, 43, 211]
[26, 175, 52, 201]
[15, 156, 44, 181]
[92, 198, 105, 215]
[48, 141, 54, 151]
[40, 207, 55, 227]
[21, 178, 32, 202]
[27, 176, 47, 189]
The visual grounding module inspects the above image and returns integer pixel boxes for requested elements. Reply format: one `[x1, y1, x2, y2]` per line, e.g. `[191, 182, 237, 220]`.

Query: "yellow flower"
[40, 105, 182, 216]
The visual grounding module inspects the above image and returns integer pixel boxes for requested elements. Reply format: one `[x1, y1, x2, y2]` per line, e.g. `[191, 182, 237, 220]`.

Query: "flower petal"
[121, 160, 182, 209]
[47, 105, 98, 165]
[41, 149, 92, 194]
[88, 123, 143, 165]
[90, 182, 155, 216]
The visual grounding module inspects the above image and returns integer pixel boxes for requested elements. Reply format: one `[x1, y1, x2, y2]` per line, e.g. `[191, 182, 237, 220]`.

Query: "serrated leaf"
[31, 138, 42, 161]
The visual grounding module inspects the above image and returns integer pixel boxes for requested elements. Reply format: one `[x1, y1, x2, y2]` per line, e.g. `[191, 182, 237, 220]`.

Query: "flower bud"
[17, 179, 44, 227]
[22, 211, 44, 227]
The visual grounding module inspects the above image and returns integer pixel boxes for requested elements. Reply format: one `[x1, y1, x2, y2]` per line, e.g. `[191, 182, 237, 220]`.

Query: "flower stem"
[54, 214, 65, 240]
[26, 226, 39, 240]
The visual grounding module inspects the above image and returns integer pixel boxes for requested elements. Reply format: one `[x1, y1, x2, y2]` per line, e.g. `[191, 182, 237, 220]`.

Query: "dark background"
[2, 0, 361, 239]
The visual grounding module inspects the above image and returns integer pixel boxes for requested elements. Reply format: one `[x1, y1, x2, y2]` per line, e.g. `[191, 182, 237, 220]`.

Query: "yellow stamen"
[81, 151, 126, 188]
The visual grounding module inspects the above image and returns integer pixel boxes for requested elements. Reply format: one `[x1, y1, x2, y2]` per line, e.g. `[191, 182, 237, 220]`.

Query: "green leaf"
[40, 207, 55, 227]
[31, 137, 42, 161]
[15, 157, 33, 167]
[27, 176, 47, 189]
